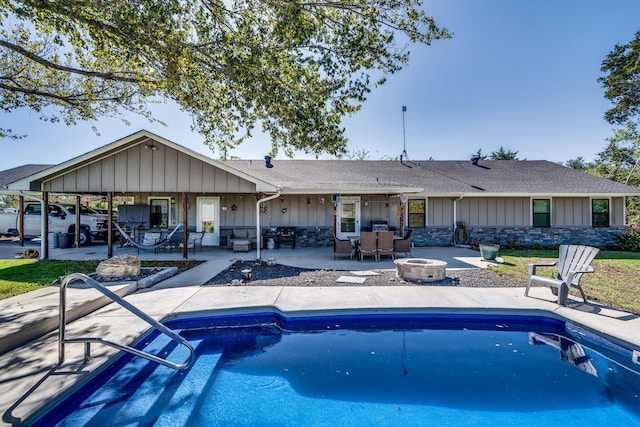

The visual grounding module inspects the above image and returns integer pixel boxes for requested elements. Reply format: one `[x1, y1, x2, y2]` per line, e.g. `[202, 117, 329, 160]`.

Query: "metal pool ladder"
[58, 273, 195, 370]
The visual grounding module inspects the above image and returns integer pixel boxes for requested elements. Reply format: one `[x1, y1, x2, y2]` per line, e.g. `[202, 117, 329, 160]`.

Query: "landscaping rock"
[96, 254, 141, 278]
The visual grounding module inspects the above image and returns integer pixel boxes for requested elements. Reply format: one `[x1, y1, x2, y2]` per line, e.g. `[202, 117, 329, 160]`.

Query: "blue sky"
[2, 0, 640, 170]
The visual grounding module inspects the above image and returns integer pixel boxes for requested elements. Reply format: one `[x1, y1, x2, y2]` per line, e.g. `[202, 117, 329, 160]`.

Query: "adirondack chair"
[524, 244, 599, 306]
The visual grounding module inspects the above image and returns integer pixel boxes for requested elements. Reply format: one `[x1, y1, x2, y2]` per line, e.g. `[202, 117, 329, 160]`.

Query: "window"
[149, 198, 170, 228]
[24, 204, 41, 215]
[592, 199, 610, 228]
[532, 199, 550, 227]
[408, 199, 426, 228]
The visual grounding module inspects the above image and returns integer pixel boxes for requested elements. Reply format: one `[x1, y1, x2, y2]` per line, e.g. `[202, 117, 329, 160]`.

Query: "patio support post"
[75, 196, 81, 248]
[256, 191, 281, 261]
[453, 194, 463, 245]
[18, 195, 24, 247]
[107, 192, 113, 258]
[43, 192, 49, 260]
[182, 192, 188, 259]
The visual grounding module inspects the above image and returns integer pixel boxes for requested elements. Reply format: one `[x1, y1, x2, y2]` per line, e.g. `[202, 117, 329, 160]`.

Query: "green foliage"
[504, 235, 522, 249]
[0, 0, 450, 157]
[564, 156, 595, 171]
[600, 30, 640, 125]
[489, 146, 520, 160]
[614, 231, 640, 252]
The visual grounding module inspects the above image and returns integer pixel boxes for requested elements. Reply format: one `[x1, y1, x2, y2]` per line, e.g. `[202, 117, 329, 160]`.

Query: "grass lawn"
[0, 259, 203, 300]
[490, 249, 640, 314]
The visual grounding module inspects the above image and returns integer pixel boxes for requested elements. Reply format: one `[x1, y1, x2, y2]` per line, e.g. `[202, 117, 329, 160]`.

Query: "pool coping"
[2, 285, 640, 426]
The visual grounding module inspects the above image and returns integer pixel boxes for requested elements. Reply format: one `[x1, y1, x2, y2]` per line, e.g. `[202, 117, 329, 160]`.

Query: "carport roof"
[0, 164, 53, 191]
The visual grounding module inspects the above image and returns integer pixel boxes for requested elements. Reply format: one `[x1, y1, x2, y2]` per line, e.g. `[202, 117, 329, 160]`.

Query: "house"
[4, 130, 640, 256]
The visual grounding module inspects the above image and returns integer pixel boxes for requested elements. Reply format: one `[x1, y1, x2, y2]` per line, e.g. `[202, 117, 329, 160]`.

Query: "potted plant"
[479, 239, 501, 261]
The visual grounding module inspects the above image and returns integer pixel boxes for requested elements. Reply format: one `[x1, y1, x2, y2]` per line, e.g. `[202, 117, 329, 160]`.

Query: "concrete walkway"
[1, 242, 639, 425]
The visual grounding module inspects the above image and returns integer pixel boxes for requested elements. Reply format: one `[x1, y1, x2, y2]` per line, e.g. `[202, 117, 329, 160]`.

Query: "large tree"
[600, 30, 640, 126]
[0, 0, 450, 157]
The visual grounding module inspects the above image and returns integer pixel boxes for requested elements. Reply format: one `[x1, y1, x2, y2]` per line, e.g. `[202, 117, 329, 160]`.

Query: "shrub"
[470, 238, 481, 250]
[614, 232, 640, 252]
[531, 242, 544, 250]
[505, 235, 522, 250]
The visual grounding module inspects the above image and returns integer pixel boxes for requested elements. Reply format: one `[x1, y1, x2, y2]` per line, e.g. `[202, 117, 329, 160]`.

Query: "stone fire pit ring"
[394, 258, 448, 283]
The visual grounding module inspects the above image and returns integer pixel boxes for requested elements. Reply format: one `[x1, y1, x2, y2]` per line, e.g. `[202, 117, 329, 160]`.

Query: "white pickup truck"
[0, 202, 109, 245]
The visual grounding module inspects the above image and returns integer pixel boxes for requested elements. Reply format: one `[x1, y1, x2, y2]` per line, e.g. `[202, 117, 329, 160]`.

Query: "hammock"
[114, 222, 182, 251]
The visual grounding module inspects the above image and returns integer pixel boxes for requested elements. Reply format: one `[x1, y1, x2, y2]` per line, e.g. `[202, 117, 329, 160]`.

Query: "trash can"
[48, 232, 59, 249]
[58, 233, 73, 249]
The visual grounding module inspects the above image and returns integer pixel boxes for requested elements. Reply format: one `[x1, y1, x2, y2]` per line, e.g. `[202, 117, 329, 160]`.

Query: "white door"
[337, 196, 361, 240]
[197, 197, 220, 246]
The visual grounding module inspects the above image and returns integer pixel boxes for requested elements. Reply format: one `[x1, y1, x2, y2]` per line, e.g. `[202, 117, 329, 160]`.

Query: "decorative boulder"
[96, 254, 141, 278]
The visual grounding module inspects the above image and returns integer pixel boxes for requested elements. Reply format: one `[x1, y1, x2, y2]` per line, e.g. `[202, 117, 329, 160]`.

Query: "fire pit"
[394, 258, 447, 283]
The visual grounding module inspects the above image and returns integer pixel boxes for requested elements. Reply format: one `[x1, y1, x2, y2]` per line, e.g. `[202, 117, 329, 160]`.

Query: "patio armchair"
[138, 232, 162, 253]
[333, 233, 353, 259]
[524, 244, 599, 306]
[394, 229, 413, 257]
[181, 232, 204, 253]
[377, 231, 395, 261]
[227, 228, 259, 250]
[358, 231, 378, 261]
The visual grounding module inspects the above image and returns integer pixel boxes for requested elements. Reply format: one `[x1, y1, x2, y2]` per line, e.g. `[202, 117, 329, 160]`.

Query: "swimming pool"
[35, 312, 640, 426]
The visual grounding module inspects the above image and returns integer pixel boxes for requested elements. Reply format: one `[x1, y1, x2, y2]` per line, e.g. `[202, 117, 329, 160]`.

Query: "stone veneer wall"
[221, 225, 626, 248]
[220, 227, 334, 248]
[411, 226, 626, 248]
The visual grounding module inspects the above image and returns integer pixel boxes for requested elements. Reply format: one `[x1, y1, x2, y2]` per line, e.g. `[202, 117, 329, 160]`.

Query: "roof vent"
[264, 155, 273, 169]
[471, 157, 480, 166]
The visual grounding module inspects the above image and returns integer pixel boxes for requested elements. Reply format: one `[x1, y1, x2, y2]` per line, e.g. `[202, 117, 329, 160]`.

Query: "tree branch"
[0, 39, 156, 84]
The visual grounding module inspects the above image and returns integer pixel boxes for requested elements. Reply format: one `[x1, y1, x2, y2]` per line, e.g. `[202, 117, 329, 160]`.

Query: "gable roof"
[226, 159, 640, 196]
[5, 130, 278, 193]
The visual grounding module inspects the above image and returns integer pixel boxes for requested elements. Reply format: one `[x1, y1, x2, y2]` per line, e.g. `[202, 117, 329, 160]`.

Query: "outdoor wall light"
[265, 155, 273, 168]
[144, 144, 158, 151]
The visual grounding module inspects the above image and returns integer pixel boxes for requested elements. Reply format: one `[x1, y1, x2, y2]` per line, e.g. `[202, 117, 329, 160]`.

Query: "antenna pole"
[401, 106, 408, 160]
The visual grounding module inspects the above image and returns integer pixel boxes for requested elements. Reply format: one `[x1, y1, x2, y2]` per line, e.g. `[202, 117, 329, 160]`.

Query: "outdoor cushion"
[232, 228, 248, 239]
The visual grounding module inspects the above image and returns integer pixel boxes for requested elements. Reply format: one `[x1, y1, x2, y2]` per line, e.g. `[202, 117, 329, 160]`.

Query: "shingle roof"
[0, 164, 53, 189]
[224, 159, 640, 196]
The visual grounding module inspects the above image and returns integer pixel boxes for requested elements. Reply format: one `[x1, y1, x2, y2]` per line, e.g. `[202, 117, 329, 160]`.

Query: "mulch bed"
[203, 260, 526, 287]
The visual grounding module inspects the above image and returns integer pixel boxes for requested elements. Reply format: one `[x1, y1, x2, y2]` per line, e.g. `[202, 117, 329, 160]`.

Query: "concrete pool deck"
[0, 244, 639, 425]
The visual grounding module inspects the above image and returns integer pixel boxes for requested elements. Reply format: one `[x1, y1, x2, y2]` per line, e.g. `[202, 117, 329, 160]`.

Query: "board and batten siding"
[42, 144, 256, 194]
[553, 198, 590, 226]
[456, 197, 529, 226]
[612, 197, 625, 226]
[218, 194, 335, 228]
[428, 198, 454, 226]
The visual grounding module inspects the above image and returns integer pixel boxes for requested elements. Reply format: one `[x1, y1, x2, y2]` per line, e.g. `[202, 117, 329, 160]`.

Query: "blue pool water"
[37, 312, 640, 426]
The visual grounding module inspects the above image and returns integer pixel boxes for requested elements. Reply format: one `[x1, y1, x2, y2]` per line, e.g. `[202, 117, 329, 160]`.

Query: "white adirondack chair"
[524, 245, 599, 306]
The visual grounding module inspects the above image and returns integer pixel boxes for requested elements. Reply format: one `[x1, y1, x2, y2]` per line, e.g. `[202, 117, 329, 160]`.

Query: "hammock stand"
[114, 222, 183, 251]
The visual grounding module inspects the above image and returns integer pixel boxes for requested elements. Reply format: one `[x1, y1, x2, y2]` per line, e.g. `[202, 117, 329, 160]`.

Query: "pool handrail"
[58, 273, 195, 370]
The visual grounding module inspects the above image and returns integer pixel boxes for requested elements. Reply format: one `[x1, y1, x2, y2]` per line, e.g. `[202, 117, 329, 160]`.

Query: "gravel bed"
[203, 260, 526, 287]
